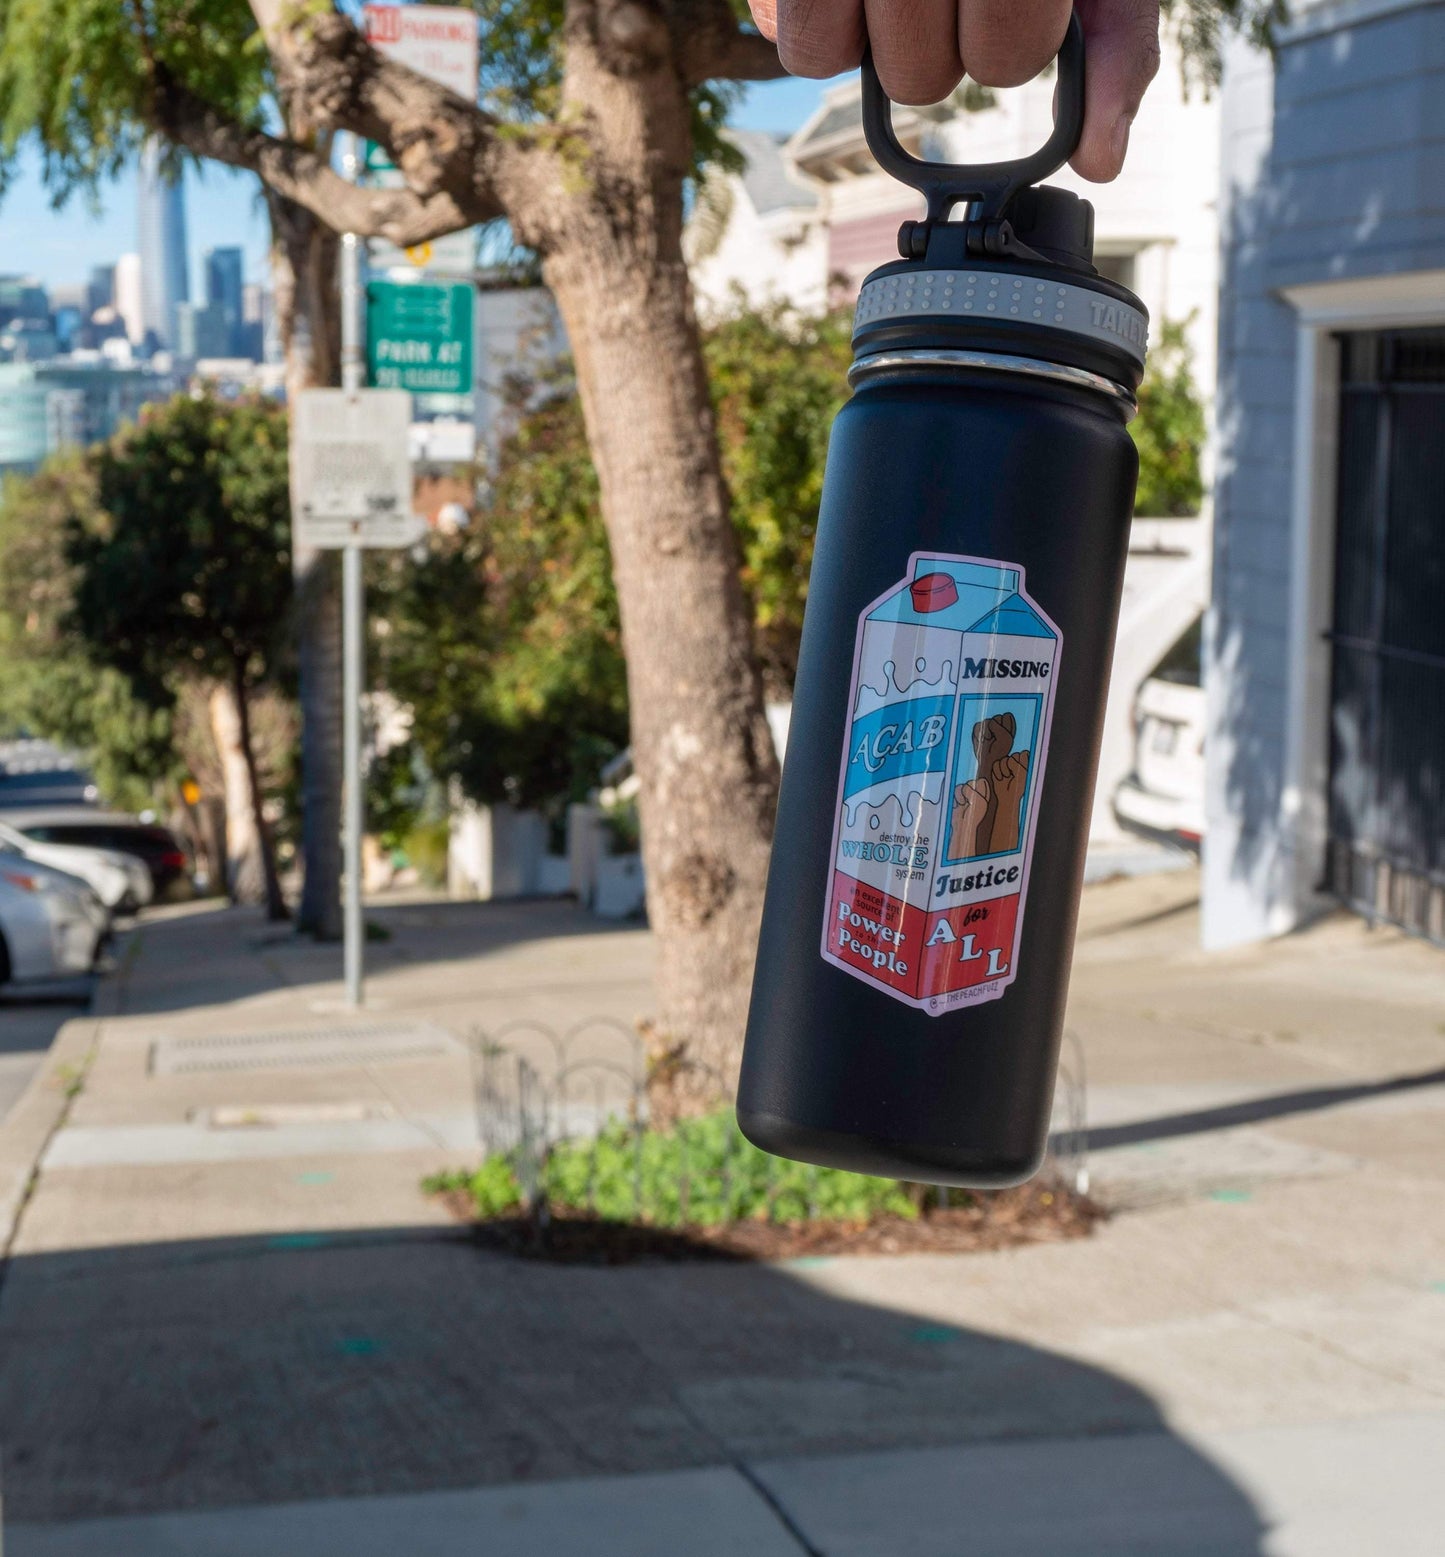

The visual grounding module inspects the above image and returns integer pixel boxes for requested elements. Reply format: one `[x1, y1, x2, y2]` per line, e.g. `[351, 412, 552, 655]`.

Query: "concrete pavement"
[1, 874, 1443, 1552]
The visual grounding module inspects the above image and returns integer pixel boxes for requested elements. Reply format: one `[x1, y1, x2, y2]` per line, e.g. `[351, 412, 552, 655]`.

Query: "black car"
[5, 810, 192, 899]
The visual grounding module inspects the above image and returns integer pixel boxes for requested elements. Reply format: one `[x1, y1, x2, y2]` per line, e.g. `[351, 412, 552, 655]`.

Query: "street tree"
[67, 393, 294, 920]
[0, 0, 790, 1076]
[0, 457, 179, 810]
[0, 0, 1267, 1078]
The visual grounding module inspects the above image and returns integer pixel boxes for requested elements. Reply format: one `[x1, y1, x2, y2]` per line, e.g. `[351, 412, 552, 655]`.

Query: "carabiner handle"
[861, 10, 1085, 225]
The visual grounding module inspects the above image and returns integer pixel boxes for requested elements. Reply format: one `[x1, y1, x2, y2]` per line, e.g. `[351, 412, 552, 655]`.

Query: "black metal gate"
[1325, 327, 1445, 944]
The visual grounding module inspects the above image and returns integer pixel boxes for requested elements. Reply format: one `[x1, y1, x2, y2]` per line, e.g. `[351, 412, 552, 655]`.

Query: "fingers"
[1071, 0, 1161, 182]
[749, 0, 779, 40]
[864, 0, 963, 104]
[996, 712, 1016, 738]
[958, 0, 1072, 88]
[773, 0, 868, 80]
[767, 0, 1160, 178]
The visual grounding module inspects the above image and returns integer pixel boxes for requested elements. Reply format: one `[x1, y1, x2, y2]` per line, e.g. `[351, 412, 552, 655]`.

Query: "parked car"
[1113, 615, 1206, 846]
[0, 740, 98, 809]
[0, 847, 107, 989]
[0, 817, 151, 915]
[0, 810, 192, 900]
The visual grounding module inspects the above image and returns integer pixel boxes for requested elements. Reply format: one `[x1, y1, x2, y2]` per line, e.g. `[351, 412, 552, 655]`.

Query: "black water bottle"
[737, 16, 1148, 1187]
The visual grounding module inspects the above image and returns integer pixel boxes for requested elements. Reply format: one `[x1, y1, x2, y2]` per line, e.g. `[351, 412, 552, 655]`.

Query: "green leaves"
[0, 455, 180, 807]
[0, 0, 266, 201]
[371, 381, 627, 814]
[706, 298, 852, 694]
[440, 1107, 919, 1228]
[371, 300, 852, 812]
[1131, 319, 1207, 519]
[67, 392, 293, 697]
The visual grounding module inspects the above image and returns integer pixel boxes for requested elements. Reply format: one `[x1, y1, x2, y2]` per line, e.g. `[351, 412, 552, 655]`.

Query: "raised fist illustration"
[969, 712, 1015, 855]
[988, 750, 1031, 854]
[971, 712, 1016, 772]
[950, 777, 992, 860]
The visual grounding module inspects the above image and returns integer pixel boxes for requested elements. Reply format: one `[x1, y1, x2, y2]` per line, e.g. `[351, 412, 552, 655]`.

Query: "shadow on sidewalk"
[0, 1224, 1267, 1549]
[104, 896, 646, 1020]
[1073, 1063, 1445, 1152]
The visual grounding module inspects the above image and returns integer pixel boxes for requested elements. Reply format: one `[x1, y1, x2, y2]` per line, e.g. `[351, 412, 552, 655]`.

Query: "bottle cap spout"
[863, 10, 1092, 271]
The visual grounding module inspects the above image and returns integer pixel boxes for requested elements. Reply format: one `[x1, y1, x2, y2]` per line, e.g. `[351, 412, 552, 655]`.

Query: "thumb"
[1070, 0, 1162, 183]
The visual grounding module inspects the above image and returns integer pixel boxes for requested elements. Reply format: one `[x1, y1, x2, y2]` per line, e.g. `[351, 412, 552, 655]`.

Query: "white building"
[687, 129, 828, 317]
[690, 35, 1220, 398]
[114, 253, 144, 347]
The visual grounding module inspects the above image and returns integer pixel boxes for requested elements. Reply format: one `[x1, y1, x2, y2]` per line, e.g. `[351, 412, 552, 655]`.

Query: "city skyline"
[0, 74, 831, 291]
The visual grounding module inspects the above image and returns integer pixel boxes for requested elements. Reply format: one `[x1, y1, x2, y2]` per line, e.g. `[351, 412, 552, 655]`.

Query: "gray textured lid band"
[853, 269, 1148, 369]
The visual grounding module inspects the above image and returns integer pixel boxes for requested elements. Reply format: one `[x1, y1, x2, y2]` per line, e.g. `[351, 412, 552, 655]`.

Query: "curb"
[0, 924, 135, 1255]
[0, 1017, 101, 1255]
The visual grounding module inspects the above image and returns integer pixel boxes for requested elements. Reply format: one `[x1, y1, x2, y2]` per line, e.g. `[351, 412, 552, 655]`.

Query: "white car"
[1113, 615, 1206, 846]
[0, 817, 152, 914]
[0, 848, 107, 988]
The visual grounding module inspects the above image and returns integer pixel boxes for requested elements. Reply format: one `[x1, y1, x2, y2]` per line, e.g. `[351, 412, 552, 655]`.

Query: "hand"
[988, 749, 1031, 853]
[950, 777, 992, 859]
[971, 711, 1015, 774]
[747, 0, 1162, 182]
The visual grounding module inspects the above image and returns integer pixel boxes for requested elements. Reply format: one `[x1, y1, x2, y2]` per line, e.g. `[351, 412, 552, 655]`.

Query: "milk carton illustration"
[822, 551, 1062, 1015]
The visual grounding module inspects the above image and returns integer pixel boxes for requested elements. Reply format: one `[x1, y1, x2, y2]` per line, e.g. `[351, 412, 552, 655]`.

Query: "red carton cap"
[910, 572, 959, 613]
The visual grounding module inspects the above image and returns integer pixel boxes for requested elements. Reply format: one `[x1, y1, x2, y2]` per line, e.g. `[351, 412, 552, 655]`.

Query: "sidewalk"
[1, 876, 1443, 1552]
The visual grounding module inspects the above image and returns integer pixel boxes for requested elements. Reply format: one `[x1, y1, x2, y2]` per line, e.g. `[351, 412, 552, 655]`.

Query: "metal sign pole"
[340, 133, 365, 1010]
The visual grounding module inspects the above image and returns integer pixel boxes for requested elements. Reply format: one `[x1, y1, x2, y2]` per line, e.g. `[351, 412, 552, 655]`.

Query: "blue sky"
[0, 74, 833, 297]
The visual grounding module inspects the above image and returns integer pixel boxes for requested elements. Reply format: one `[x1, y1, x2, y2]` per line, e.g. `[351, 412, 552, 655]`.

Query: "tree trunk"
[535, 47, 781, 1092]
[209, 682, 265, 907]
[270, 192, 345, 939]
[232, 661, 291, 922]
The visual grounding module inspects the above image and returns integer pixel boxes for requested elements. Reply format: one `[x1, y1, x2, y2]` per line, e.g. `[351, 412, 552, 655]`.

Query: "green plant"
[0, 457, 180, 810]
[424, 1156, 524, 1218]
[599, 796, 641, 857]
[435, 1109, 919, 1230]
[66, 392, 295, 919]
[403, 818, 451, 889]
[1131, 319, 1207, 518]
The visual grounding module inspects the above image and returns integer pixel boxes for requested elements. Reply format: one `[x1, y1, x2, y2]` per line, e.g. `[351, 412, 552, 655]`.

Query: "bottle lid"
[852, 12, 1148, 392]
[910, 572, 960, 612]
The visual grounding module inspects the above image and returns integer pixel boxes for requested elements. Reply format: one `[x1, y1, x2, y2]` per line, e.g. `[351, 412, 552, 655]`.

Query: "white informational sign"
[363, 6, 480, 276]
[292, 389, 417, 549]
[363, 4, 478, 100]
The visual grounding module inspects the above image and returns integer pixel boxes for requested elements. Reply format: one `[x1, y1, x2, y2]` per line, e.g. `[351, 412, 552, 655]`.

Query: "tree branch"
[247, 0, 542, 219]
[677, 15, 787, 85]
[153, 74, 481, 244]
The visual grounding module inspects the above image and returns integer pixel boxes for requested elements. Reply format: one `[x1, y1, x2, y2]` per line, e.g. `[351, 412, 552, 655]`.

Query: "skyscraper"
[204, 247, 245, 357]
[137, 140, 188, 350]
[87, 264, 115, 319]
[241, 283, 273, 363]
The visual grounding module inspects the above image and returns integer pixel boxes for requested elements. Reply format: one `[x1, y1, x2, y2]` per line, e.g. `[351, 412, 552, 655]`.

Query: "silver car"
[0, 817, 151, 914]
[0, 847, 106, 988]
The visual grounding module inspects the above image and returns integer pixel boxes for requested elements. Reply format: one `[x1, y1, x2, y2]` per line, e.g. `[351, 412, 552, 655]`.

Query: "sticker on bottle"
[821, 551, 1061, 1015]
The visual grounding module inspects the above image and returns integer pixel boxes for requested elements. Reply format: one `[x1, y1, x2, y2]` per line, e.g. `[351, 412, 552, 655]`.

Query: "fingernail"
[1111, 113, 1135, 170]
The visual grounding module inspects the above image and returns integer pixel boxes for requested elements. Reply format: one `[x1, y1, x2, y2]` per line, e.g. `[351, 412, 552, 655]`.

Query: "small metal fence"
[467, 1020, 1090, 1226]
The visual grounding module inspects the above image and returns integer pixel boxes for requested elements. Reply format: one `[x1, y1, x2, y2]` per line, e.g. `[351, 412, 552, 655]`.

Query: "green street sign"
[366, 280, 473, 395]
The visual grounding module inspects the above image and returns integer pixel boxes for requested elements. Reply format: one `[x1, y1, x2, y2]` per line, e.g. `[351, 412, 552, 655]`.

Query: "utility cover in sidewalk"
[150, 1020, 460, 1076]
